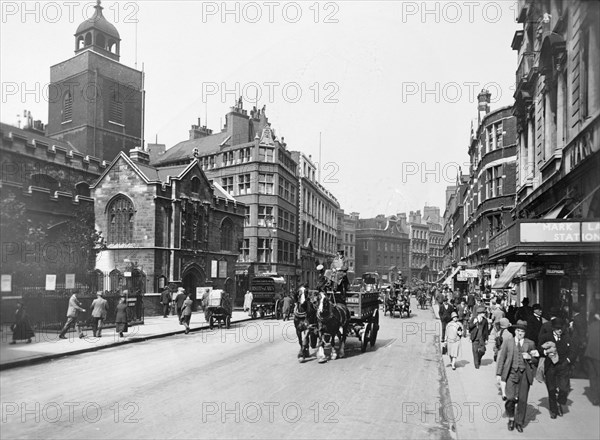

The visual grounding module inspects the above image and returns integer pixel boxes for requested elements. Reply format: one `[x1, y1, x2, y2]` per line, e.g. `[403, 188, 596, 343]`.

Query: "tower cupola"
[74, 0, 121, 61]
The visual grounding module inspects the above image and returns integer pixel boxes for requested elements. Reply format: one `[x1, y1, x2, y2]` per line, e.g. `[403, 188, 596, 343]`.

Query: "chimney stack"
[129, 147, 150, 165]
[477, 89, 491, 124]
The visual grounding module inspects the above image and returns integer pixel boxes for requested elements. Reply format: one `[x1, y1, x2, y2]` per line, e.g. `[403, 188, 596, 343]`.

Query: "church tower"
[46, 0, 144, 162]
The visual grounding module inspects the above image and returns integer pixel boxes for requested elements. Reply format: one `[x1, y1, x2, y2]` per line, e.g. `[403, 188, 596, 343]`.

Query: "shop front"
[490, 219, 600, 317]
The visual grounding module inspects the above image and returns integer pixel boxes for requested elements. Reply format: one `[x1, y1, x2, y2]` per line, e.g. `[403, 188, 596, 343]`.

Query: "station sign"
[521, 221, 600, 243]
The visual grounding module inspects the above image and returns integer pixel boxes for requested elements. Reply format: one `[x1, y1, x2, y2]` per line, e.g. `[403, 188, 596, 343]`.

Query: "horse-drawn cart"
[345, 290, 380, 352]
[203, 289, 232, 329]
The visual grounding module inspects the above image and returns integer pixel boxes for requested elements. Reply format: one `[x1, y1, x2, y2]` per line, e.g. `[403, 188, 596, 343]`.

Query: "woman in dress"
[10, 302, 35, 344]
[115, 297, 128, 337]
[445, 311, 463, 370]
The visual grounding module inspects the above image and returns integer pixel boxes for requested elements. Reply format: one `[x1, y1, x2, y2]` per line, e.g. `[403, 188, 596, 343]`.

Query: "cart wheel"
[370, 316, 378, 347]
[361, 323, 371, 353]
[226, 315, 231, 329]
[209, 316, 214, 329]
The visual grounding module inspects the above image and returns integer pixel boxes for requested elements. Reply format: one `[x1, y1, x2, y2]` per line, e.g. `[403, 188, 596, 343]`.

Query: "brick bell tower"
[46, 0, 144, 162]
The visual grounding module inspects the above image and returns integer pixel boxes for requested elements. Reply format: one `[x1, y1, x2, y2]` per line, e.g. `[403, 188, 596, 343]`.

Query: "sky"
[0, 0, 521, 218]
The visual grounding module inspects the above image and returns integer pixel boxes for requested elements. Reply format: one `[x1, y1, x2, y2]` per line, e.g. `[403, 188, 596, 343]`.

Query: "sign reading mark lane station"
[521, 221, 600, 243]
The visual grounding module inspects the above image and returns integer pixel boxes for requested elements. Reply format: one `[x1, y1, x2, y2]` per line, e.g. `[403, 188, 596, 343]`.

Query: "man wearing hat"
[515, 297, 533, 322]
[90, 291, 108, 338]
[496, 320, 539, 432]
[494, 318, 514, 400]
[439, 296, 455, 342]
[330, 249, 349, 301]
[539, 307, 563, 343]
[161, 287, 171, 318]
[539, 318, 575, 418]
[525, 303, 545, 345]
[469, 305, 490, 369]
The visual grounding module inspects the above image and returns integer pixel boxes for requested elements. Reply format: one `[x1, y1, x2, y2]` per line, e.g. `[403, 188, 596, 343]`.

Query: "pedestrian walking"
[469, 305, 489, 369]
[115, 297, 129, 338]
[180, 292, 193, 334]
[243, 290, 253, 316]
[515, 297, 533, 322]
[90, 292, 108, 338]
[494, 318, 514, 400]
[525, 303, 545, 346]
[161, 288, 171, 318]
[584, 311, 600, 406]
[439, 297, 454, 342]
[467, 291, 476, 315]
[456, 299, 468, 337]
[539, 318, 575, 418]
[10, 302, 35, 344]
[175, 287, 187, 323]
[59, 291, 86, 339]
[539, 307, 562, 342]
[569, 303, 587, 369]
[282, 293, 293, 321]
[490, 300, 505, 338]
[496, 320, 540, 433]
[444, 312, 463, 370]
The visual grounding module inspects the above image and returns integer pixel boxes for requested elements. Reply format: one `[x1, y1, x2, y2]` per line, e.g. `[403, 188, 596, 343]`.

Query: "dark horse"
[294, 290, 319, 362]
[314, 291, 351, 363]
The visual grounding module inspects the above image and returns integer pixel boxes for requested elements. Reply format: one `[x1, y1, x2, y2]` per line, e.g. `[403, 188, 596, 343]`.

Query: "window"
[258, 238, 272, 263]
[239, 238, 250, 262]
[238, 174, 251, 195]
[258, 173, 274, 194]
[363, 241, 368, 250]
[191, 177, 201, 193]
[258, 205, 273, 226]
[278, 209, 291, 232]
[221, 177, 234, 194]
[244, 206, 250, 226]
[495, 122, 503, 149]
[278, 177, 295, 203]
[62, 92, 73, 122]
[259, 147, 274, 162]
[107, 195, 135, 244]
[109, 91, 123, 125]
[487, 165, 503, 198]
[384, 242, 388, 251]
[220, 218, 234, 251]
[345, 233, 348, 242]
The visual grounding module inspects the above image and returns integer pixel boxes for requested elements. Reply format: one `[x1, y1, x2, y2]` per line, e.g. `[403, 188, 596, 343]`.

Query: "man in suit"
[90, 292, 108, 338]
[539, 318, 575, 418]
[175, 287, 187, 323]
[570, 303, 588, 367]
[161, 288, 171, 318]
[526, 303, 546, 346]
[539, 307, 562, 342]
[515, 297, 533, 322]
[59, 291, 87, 339]
[496, 320, 539, 433]
[584, 312, 600, 406]
[439, 297, 455, 342]
[469, 305, 490, 369]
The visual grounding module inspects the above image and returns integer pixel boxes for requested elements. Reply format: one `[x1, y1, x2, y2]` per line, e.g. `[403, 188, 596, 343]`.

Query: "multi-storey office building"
[490, 0, 600, 314]
[462, 91, 518, 292]
[292, 152, 340, 288]
[152, 101, 299, 295]
[408, 211, 430, 282]
[355, 215, 410, 283]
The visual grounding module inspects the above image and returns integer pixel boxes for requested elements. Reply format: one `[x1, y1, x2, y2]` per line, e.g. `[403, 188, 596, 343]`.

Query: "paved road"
[0, 299, 452, 439]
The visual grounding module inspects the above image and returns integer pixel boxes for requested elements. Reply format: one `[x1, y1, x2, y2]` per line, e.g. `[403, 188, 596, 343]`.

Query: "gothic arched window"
[220, 217, 234, 251]
[107, 195, 135, 244]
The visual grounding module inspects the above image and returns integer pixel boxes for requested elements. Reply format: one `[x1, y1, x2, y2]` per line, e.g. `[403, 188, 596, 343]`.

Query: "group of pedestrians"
[437, 290, 600, 433]
[160, 287, 194, 334]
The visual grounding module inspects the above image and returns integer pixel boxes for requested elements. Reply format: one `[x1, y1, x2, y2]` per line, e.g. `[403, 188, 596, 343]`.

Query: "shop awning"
[442, 266, 461, 285]
[543, 201, 567, 219]
[492, 262, 525, 289]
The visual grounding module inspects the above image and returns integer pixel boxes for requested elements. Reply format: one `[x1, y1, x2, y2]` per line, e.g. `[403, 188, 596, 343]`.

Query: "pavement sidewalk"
[432, 303, 600, 440]
[0, 310, 252, 370]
